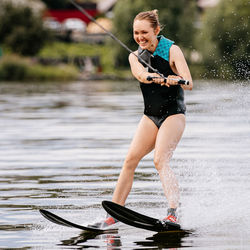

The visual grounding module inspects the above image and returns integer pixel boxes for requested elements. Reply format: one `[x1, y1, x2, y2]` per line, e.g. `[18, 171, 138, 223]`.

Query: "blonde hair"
[134, 10, 162, 30]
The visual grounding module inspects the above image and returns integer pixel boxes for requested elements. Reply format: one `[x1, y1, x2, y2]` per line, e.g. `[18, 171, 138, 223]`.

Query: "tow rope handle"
[147, 76, 189, 85]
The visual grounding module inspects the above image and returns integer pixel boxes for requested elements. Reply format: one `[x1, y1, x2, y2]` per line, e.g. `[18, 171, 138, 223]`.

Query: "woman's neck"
[148, 37, 159, 53]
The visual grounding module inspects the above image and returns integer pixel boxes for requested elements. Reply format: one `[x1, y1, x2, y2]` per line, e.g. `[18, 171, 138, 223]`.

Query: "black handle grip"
[147, 76, 167, 83]
[147, 76, 189, 85]
[147, 76, 153, 81]
[177, 79, 189, 85]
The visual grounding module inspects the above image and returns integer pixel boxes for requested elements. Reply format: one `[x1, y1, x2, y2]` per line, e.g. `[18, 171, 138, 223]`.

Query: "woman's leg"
[112, 115, 158, 205]
[154, 114, 185, 209]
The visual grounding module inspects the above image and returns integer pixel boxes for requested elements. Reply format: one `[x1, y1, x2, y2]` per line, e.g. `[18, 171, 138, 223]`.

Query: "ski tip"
[39, 209, 55, 220]
[39, 209, 49, 215]
[39, 209, 45, 214]
[102, 200, 111, 206]
[102, 200, 114, 210]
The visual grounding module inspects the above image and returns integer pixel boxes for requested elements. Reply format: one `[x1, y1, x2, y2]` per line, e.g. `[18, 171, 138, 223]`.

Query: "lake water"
[0, 80, 250, 249]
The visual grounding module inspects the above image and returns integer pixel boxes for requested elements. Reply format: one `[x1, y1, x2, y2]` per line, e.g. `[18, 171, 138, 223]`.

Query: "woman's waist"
[143, 99, 186, 116]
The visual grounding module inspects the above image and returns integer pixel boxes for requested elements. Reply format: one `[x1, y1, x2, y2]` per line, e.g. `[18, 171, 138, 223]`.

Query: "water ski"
[102, 200, 185, 233]
[39, 209, 117, 233]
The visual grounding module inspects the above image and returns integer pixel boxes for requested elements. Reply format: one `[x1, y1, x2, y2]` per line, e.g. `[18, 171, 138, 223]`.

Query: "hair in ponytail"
[134, 10, 162, 30]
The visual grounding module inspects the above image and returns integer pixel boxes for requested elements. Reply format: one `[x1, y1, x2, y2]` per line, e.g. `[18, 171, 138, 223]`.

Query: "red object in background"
[45, 9, 98, 24]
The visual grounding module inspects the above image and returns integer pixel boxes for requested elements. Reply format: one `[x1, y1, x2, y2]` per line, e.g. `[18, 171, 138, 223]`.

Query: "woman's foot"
[162, 214, 177, 223]
[89, 215, 118, 228]
[162, 207, 178, 224]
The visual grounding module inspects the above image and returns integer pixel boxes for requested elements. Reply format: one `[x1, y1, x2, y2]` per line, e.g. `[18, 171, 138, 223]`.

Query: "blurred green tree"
[112, 0, 198, 67]
[199, 0, 249, 79]
[0, 3, 51, 56]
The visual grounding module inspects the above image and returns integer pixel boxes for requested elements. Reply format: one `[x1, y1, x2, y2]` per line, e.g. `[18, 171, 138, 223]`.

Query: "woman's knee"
[123, 153, 141, 171]
[154, 157, 162, 172]
[154, 154, 171, 172]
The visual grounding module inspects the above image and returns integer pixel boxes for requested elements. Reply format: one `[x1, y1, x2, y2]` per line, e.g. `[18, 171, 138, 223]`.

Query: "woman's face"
[133, 19, 159, 51]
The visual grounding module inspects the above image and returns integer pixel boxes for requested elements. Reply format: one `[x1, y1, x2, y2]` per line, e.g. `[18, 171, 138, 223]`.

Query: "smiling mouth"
[139, 41, 148, 46]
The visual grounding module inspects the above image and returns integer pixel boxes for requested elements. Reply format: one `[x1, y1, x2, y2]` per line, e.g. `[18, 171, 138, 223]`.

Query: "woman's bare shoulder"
[170, 44, 183, 55]
[129, 50, 138, 58]
[169, 44, 185, 63]
[128, 50, 138, 64]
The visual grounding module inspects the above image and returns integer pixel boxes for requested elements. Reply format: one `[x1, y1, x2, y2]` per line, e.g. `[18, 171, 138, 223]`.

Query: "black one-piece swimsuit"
[138, 35, 186, 128]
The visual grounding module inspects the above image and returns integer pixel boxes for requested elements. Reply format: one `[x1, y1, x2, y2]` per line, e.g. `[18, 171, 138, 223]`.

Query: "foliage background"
[0, 0, 249, 81]
[198, 0, 249, 80]
[0, 3, 51, 56]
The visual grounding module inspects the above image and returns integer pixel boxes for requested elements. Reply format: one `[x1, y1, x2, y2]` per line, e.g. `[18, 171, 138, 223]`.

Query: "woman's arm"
[128, 51, 161, 84]
[169, 45, 193, 90]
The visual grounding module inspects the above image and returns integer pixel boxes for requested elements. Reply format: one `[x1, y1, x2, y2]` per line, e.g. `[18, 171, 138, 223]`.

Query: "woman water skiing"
[94, 9, 193, 228]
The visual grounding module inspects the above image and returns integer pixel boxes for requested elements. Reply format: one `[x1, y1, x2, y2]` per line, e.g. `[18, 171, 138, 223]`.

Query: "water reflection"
[0, 80, 250, 249]
[135, 231, 193, 249]
[60, 230, 193, 249]
[60, 232, 122, 249]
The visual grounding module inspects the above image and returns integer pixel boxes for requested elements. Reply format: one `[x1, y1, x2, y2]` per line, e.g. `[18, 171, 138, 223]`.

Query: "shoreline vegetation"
[0, 41, 206, 82]
[0, 42, 135, 82]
